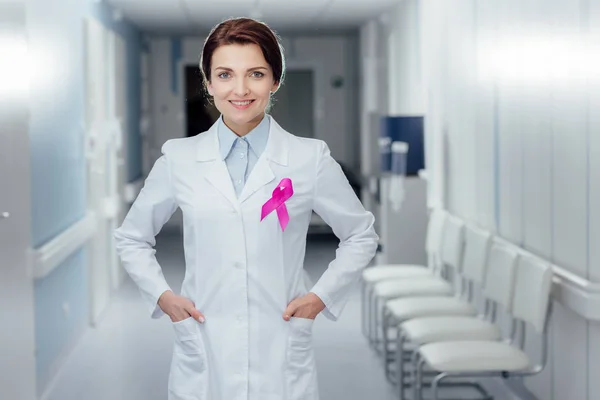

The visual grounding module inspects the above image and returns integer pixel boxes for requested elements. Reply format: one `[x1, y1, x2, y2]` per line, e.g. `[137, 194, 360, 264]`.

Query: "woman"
[114, 17, 378, 400]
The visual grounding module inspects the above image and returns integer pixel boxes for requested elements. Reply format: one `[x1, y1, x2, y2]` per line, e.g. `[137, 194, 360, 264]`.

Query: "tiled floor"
[45, 230, 516, 400]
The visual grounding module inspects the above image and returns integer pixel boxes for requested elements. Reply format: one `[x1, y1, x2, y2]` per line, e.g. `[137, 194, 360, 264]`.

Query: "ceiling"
[106, 0, 398, 35]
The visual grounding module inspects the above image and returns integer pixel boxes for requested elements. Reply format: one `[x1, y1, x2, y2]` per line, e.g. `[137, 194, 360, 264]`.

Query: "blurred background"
[1, 0, 600, 399]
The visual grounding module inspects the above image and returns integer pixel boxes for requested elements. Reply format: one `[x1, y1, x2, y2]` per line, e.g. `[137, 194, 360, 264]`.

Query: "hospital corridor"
[2, 1, 600, 400]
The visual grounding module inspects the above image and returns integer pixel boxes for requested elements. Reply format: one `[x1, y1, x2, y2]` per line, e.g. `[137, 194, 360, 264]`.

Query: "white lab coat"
[114, 116, 378, 400]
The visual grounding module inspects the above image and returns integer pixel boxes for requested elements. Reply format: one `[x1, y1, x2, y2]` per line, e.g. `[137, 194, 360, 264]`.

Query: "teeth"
[231, 100, 252, 106]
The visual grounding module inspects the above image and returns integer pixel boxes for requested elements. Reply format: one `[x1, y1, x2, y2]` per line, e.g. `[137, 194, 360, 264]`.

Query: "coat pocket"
[285, 317, 319, 400]
[168, 317, 209, 400]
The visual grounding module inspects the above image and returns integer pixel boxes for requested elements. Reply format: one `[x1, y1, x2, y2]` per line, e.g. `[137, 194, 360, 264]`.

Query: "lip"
[229, 99, 255, 110]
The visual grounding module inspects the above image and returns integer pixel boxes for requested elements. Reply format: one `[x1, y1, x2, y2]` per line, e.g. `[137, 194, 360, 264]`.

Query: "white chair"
[412, 251, 553, 400]
[382, 224, 493, 388]
[369, 215, 464, 355]
[395, 235, 516, 399]
[361, 208, 447, 341]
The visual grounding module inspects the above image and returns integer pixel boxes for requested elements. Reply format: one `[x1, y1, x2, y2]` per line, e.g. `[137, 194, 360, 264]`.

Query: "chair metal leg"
[368, 291, 375, 347]
[366, 286, 373, 345]
[396, 331, 408, 400]
[431, 372, 449, 400]
[416, 357, 426, 400]
[383, 310, 400, 384]
[382, 308, 391, 369]
[361, 281, 369, 339]
[411, 351, 421, 400]
[384, 311, 403, 383]
[411, 363, 495, 400]
[375, 296, 391, 357]
[372, 296, 383, 354]
[368, 289, 376, 346]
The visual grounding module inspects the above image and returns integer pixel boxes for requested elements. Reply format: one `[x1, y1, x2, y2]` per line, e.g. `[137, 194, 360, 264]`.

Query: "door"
[184, 65, 220, 137]
[269, 69, 315, 138]
[107, 30, 128, 291]
[0, 5, 37, 399]
[140, 52, 154, 176]
[84, 17, 111, 326]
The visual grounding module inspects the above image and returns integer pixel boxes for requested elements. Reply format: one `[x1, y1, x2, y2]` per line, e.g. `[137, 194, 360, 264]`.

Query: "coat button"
[235, 262, 243, 269]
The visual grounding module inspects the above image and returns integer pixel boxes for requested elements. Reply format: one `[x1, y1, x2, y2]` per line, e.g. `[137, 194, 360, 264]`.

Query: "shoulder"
[278, 127, 329, 161]
[270, 116, 326, 156]
[160, 135, 202, 161]
[291, 135, 324, 150]
[287, 135, 331, 167]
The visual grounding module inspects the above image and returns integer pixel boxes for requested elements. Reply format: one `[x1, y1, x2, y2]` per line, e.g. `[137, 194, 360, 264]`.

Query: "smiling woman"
[200, 18, 284, 136]
[114, 16, 378, 400]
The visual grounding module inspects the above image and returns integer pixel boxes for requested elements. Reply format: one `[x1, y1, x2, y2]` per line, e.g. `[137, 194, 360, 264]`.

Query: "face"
[206, 43, 279, 135]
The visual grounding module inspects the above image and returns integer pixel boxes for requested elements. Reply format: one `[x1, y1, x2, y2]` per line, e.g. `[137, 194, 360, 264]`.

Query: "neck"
[223, 113, 265, 137]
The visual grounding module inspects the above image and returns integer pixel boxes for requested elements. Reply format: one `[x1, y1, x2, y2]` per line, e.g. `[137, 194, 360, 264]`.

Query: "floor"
[45, 229, 516, 400]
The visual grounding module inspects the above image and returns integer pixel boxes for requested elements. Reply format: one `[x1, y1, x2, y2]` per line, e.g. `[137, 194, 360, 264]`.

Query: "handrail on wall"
[416, 169, 600, 322]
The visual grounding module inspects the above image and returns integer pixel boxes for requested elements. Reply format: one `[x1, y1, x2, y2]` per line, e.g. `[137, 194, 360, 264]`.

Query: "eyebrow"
[214, 66, 268, 72]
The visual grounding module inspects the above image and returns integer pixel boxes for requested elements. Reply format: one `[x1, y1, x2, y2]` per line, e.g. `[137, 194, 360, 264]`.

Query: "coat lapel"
[195, 115, 290, 208]
[195, 121, 240, 211]
[238, 116, 289, 204]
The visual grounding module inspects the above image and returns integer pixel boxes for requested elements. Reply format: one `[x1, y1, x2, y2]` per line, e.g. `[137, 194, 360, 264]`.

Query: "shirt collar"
[218, 114, 270, 160]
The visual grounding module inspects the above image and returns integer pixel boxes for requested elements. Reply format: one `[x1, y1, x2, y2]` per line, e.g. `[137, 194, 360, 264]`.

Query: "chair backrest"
[461, 225, 492, 284]
[482, 243, 519, 310]
[439, 215, 466, 271]
[425, 208, 447, 255]
[512, 254, 553, 334]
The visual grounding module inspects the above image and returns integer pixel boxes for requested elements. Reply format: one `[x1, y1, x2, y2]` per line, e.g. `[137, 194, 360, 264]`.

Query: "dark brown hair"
[200, 17, 285, 87]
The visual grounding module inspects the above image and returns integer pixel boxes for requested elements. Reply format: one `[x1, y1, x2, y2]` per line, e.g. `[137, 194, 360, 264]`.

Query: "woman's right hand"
[158, 290, 205, 323]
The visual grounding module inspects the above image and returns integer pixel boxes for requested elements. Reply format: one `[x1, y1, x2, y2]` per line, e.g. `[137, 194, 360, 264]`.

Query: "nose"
[233, 78, 249, 97]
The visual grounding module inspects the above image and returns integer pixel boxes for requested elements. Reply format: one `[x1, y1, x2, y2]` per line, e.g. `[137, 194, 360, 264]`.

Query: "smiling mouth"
[229, 100, 255, 106]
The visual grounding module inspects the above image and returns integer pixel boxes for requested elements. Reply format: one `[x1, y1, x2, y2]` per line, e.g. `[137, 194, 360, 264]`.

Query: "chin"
[224, 111, 265, 125]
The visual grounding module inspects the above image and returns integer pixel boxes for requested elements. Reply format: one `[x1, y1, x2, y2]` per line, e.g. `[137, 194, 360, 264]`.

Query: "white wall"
[363, 4, 429, 266]
[148, 34, 361, 169]
[359, 19, 389, 221]
[24, 0, 145, 396]
[375, 0, 600, 398]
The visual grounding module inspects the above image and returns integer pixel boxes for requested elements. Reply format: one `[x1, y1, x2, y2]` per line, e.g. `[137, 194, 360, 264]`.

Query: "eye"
[217, 72, 230, 79]
[252, 71, 264, 78]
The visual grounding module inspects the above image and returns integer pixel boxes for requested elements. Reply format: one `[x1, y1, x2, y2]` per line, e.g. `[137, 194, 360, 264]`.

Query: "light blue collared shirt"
[218, 114, 270, 197]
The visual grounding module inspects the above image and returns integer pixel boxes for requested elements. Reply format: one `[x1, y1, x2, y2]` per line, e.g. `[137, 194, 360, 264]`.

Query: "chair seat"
[419, 341, 531, 372]
[386, 297, 477, 322]
[374, 278, 453, 299]
[362, 265, 432, 283]
[401, 316, 502, 344]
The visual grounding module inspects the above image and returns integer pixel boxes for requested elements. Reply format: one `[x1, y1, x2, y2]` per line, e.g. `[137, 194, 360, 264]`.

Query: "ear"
[206, 80, 214, 96]
[270, 81, 280, 94]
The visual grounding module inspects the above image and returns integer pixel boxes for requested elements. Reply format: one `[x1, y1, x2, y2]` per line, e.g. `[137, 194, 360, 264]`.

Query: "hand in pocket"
[283, 292, 326, 321]
[158, 290, 205, 323]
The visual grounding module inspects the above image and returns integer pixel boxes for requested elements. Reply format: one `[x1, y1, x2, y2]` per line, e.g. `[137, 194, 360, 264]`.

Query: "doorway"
[269, 69, 315, 138]
[184, 65, 219, 137]
[84, 17, 124, 326]
[107, 29, 128, 292]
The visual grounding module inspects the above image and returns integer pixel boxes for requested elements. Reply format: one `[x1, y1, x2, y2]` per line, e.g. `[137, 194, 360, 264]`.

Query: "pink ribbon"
[261, 178, 294, 231]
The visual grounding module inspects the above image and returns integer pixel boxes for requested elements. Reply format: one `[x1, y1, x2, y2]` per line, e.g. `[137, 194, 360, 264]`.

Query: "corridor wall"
[369, 0, 600, 399]
[26, 0, 144, 395]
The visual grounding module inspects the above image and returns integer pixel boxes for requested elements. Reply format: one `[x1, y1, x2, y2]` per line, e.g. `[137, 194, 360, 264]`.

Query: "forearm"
[310, 220, 378, 320]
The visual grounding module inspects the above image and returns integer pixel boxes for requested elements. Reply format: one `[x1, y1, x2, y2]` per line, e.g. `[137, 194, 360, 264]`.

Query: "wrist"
[308, 292, 326, 309]
[158, 290, 173, 305]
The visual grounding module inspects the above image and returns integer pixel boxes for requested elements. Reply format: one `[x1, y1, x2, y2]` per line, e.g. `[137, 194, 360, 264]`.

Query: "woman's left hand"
[283, 292, 326, 321]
